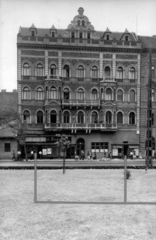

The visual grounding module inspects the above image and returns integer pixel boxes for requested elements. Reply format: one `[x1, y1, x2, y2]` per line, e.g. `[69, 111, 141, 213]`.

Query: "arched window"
[91, 111, 98, 123]
[129, 112, 135, 125]
[63, 111, 70, 123]
[77, 88, 84, 100]
[130, 90, 135, 102]
[35, 87, 44, 100]
[50, 110, 57, 123]
[78, 111, 84, 124]
[129, 67, 135, 79]
[63, 65, 70, 78]
[117, 89, 123, 102]
[35, 64, 44, 77]
[50, 64, 57, 77]
[91, 66, 98, 79]
[105, 88, 112, 100]
[104, 66, 111, 78]
[117, 112, 123, 124]
[22, 87, 31, 100]
[63, 88, 70, 100]
[22, 63, 31, 76]
[49, 86, 57, 99]
[117, 67, 124, 79]
[37, 111, 43, 124]
[106, 111, 112, 124]
[91, 89, 98, 100]
[23, 110, 31, 124]
[77, 65, 84, 78]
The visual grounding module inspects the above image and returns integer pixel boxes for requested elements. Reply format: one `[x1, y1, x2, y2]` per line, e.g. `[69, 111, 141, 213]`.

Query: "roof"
[138, 36, 156, 49]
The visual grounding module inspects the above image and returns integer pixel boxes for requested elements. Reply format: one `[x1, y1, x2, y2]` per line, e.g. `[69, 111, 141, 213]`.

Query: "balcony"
[62, 99, 101, 108]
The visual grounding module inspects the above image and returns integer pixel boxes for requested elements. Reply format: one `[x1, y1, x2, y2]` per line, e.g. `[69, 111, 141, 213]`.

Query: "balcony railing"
[62, 99, 101, 107]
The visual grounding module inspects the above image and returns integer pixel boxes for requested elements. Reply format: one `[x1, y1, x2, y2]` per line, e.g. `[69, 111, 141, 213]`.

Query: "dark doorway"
[123, 144, 128, 157]
[76, 138, 85, 157]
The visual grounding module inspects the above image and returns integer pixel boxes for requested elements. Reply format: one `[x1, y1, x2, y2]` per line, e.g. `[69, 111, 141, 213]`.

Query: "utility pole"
[146, 50, 153, 169]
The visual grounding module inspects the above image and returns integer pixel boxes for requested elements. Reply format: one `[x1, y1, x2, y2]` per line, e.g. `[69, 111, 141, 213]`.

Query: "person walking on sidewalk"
[12, 150, 16, 160]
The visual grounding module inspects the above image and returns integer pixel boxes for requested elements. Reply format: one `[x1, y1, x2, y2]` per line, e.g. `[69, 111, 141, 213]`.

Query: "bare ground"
[0, 169, 156, 240]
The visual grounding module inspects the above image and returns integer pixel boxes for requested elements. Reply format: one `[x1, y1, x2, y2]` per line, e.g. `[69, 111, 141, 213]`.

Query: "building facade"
[17, 7, 142, 159]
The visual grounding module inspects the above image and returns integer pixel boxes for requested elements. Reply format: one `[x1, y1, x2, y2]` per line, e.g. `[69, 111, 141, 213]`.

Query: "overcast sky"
[0, 0, 156, 91]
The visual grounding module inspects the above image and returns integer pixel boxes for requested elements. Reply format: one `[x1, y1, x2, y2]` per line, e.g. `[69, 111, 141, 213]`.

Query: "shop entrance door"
[123, 144, 128, 157]
[76, 138, 85, 157]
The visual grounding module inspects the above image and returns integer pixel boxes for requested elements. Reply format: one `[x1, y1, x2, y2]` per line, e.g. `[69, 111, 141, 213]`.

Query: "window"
[152, 65, 155, 78]
[129, 112, 135, 125]
[91, 89, 98, 100]
[22, 87, 31, 100]
[71, 32, 75, 38]
[91, 142, 108, 153]
[77, 88, 84, 100]
[50, 110, 57, 123]
[87, 33, 90, 39]
[49, 86, 57, 99]
[77, 65, 84, 78]
[125, 36, 128, 41]
[52, 32, 55, 37]
[22, 63, 31, 76]
[152, 113, 154, 125]
[106, 35, 109, 40]
[36, 87, 44, 100]
[35, 64, 44, 77]
[105, 88, 112, 100]
[4, 143, 11, 152]
[32, 31, 35, 36]
[50, 64, 57, 77]
[117, 89, 123, 102]
[117, 67, 124, 79]
[63, 65, 70, 78]
[64, 111, 70, 123]
[37, 111, 43, 124]
[104, 66, 111, 78]
[63, 88, 70, 99]
[77, 20, 80, 26]
[78, 111, 84, 124]
[23, 110, 31, 123]
[130, 90, 135, 102]
[91, 111, 98, 123]
[129, 67, 135, 79]
[79, 32, 83, 39]
[106, 111, 112, 124]
[91, 66, 98, 79]
[117, 112, 123, 124]
[152, 89, 155, 102]
[82, 20, 85, 26]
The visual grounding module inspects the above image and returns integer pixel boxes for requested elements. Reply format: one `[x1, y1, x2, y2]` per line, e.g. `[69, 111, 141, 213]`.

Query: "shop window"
[117, 89, 123, 102]
[22, 63, 31, 76]
[91, 142, 108, 153]
[63, 111, 70, 123]
[106, 111, 112, 124]
[22, 87, 31, 100]
[116, 67, 124, 79]
[23, 110, 31, 124]
[36, 87, 44, 100]
[91, 89, 98, 100]
[129, 112, 135, 125]
[91, 111, 98, 123]
[49, 86, 57, 99]
[117, 112, 123, 124]
[105, 88, 112, 100]
[4, 143, 11, 152]
[129, 67, 136, 79]
[77, 88, 84, 100]
[130, 90, 135, 102]
[77, 111, 84, 124]
[91, 66, 98, 79]
[37, 111, 43, 124]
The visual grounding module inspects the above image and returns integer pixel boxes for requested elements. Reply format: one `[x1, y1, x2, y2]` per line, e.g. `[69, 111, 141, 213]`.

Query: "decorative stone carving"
[116, 61, 137, 67]
[103, 61, 112, 67]
[48, 58, 58, 65]
[116, 54, 137, 59]
[21, 50, 44, 56]
[62, 52, 99, 58]
[48, 51, 58, 56]
[103, 54, 112, 59]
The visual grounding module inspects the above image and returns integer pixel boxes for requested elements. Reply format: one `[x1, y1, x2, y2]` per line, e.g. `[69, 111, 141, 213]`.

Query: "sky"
[0, 0, 156, 91]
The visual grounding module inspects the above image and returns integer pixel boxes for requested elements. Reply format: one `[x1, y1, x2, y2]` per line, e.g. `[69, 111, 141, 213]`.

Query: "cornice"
[17, 43, 142, 53]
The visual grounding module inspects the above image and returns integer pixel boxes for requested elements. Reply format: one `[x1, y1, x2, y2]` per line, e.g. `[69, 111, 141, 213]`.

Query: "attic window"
[82, 20, 85, 26]
[77, 20, 80, 26]
[125, 36, 128, 41]
[106, 35, 109, 40]
[87, 33, 90, 39]
[52, 32, 55, 37]
[71, 32, 75, 38]
[79, 32, 83, 39]
[32, 31, 35, 36]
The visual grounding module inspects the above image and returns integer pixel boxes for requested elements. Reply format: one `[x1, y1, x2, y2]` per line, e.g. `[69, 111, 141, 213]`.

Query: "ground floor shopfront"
[21, 129, 139, 159]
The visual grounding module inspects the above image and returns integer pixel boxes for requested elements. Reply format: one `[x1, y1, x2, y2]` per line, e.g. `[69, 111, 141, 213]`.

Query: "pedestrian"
[75, 152, 79, 161]
[109, 151, 112, 160]
[90, 152, 93, 160]
[87, 151, 90, 160]
[30, 150, 34, 160]
[93, 152, 97, 160]
[17, 150, 21, 161]
[80, 150, 84, 160]
[12, 150, 16, 160]
[39, 151, 42, 159]
[130, 151, 133, 159]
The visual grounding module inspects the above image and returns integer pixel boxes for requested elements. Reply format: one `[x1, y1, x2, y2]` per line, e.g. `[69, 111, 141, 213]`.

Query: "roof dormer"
[120, 29, 131, 41]
[29, 24, 37, 36]
[102, 27, 112, 40]
[50, 25, 57, 37]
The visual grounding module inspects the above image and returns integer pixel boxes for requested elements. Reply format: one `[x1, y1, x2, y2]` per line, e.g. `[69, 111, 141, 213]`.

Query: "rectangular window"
[125, 36, 128, 41]
[71, 32, 75, 38]
[91, 142, 108, 152]
[32, 31, 35, 36]
[79, 32, 83, 39]
[87, 33, 90, 39]
[4, 143, 11, 152]
[52, 32, 55, 37]
[106, 35, 109, 40]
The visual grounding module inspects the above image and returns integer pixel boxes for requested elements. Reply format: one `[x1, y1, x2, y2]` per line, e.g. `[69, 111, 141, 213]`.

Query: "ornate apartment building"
[17, 7, 144, 158]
